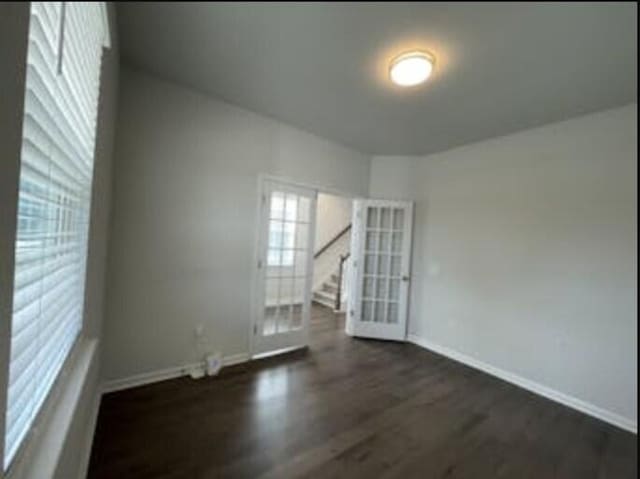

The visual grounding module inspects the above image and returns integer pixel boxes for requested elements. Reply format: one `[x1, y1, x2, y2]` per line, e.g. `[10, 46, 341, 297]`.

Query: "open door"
[253, 180, 317, 356]
[347, 200, 413, 341]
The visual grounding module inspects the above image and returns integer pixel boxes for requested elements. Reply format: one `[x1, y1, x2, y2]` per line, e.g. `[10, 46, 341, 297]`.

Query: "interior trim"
[101, 353, 250, 394]
[407, 334, 637, 434]
[76, 391, 102, 479]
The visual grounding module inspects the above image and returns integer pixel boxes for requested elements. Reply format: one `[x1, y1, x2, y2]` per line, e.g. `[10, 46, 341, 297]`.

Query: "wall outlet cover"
[205, 353, 223, 376]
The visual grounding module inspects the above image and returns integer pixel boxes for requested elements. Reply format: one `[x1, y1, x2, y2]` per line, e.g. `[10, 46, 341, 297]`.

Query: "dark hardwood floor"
[88, 305, 637, 478]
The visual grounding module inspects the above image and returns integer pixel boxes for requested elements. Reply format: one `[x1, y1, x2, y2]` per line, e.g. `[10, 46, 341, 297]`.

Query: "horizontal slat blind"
[4, 2, 108, 469]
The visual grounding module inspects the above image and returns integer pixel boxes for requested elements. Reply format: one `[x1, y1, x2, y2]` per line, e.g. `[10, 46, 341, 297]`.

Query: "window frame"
[0, 2, 110, 472]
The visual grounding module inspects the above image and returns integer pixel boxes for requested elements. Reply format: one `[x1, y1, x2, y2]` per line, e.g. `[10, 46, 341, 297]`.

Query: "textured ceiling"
[117, 2, 637, 155]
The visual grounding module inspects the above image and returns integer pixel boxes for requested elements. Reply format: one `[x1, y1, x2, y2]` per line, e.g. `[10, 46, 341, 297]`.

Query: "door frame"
[249, 174, 358, 358]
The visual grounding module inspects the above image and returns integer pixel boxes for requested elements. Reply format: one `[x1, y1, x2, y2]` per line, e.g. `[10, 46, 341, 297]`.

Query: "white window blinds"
[4, 2, 108, 469]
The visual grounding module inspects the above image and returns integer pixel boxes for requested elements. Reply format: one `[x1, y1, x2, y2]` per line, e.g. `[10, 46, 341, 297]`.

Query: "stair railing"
[336, 253, 350, 310]
[313, 223, 351, 259]
[313, 223, 352, 311]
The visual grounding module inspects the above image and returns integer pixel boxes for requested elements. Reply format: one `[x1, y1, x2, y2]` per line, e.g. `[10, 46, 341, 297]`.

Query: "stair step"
[322, 282, 338, 294]
[312, 296, 335, 309]
[313, 290, 336, 308]
[312, 298, 336, 310]
[314, 290, 335, 301]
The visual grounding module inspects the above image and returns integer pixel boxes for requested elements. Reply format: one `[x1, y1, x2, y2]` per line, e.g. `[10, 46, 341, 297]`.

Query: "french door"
[348, 200, 413, 341]
[253, 180, 317, 356]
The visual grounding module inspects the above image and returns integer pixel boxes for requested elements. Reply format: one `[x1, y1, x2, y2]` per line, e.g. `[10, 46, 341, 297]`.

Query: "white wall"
[370, 104, 638, 430]
[103, 67, 370, 382]
[314, 193, 352, 251]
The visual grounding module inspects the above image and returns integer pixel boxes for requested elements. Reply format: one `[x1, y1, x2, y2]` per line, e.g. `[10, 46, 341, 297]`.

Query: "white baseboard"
[101, 352, 250, 394]
[407, 334, 637, 434]
[223, 352, 251, 367]
[77, 390, 102, 479]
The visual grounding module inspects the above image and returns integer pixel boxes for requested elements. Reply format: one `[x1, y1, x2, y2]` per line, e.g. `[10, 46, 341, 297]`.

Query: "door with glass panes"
[253, 180, 317, 355]
[348, 200, 413, 341]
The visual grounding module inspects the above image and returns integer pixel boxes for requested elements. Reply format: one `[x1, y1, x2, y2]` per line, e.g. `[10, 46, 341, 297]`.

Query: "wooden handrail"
[313, 223, 351, 259]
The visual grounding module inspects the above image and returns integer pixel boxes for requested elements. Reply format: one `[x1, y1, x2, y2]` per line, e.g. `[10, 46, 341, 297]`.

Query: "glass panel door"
[348, 200, 413, 341]
[254, 180, 316, 356]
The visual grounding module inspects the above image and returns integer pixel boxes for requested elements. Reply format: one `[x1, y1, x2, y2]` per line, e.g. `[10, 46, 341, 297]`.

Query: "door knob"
[402, 276, 410, 282]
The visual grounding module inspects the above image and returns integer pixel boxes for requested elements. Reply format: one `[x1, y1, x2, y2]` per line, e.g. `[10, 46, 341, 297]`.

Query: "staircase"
[312, 223, 351, 312]
[313, 272, 341, 310]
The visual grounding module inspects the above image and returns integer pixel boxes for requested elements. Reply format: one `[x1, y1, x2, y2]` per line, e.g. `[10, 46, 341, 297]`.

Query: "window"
[267, 192, 298, 267]
[3, 2, 109, 469]
[267, 223, 296, 266]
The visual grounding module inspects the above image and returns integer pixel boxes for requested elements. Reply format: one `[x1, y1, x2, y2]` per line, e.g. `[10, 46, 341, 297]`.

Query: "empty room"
[0, 2, 637, 478]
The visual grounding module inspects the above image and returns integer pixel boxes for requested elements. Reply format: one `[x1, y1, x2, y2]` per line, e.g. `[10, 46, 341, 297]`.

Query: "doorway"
[252, 178, 413, 358]
[309, 192, 354, 339]
[311, 192, 353, 313]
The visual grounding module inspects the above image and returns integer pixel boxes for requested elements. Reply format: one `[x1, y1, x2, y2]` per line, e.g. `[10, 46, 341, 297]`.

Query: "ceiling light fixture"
[389, 51, 435, 87]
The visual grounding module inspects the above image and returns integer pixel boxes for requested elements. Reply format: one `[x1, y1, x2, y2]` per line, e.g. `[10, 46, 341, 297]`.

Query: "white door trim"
[259, 173, 359, 200]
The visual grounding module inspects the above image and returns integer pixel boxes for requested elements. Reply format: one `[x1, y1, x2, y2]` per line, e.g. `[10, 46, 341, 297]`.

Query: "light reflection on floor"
[254, 367, 290, 402]
[251, 305, 343, 438]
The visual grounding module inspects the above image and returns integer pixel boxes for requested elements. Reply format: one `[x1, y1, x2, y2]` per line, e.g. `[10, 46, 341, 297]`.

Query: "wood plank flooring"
[88, 306, 637, 478]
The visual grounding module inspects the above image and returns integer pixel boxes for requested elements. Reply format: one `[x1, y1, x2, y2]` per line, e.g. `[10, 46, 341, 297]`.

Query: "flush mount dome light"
[389, 51, 435, 87]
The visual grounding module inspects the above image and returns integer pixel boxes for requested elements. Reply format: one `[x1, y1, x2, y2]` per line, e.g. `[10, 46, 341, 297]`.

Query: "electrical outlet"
[206, 352, 223, 376]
